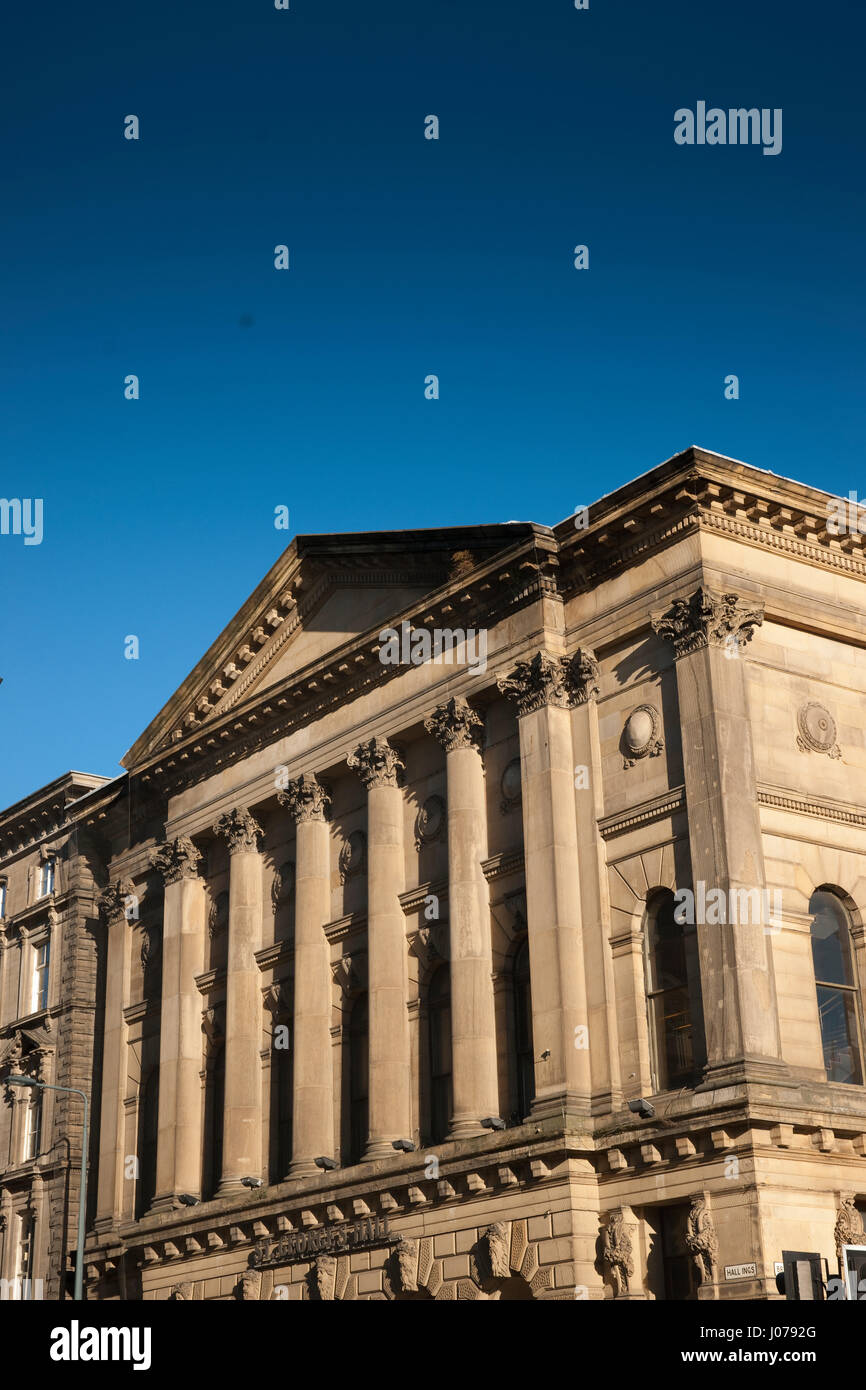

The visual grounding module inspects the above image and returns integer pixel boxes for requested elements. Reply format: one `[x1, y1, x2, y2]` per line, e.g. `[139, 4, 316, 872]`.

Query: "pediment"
[122, 525, 533, 770]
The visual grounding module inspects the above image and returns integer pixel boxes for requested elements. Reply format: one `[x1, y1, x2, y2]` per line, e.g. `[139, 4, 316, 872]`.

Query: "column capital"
[424, 695, 483, 752]
[347, 736, 405, 789]
[497, 650, 571, 715]
[149, 835, 202, 885]
[98, 878, 137, 924]
[278, 773, 331, 823]
[651, 585, 764, 659]
[213, 807, 264, 855]
[566, 647, 601, 705]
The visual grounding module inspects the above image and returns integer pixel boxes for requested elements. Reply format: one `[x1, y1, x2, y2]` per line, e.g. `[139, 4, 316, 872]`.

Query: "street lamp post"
[6, 1076, 89, 1301]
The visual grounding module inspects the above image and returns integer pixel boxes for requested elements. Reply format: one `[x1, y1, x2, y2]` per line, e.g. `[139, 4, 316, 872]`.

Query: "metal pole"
[73, 1089, 88, 1301]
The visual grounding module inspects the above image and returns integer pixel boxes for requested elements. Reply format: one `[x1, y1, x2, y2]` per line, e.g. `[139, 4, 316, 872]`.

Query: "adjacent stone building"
[9, 445, 866, 1300]
[0, 771, 112, 1299]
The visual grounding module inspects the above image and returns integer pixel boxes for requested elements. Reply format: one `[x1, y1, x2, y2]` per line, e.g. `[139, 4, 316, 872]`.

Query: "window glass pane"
[816, 985, 863, 1084]
[649, 896, 688, 991]
[809, 890, 855, 986]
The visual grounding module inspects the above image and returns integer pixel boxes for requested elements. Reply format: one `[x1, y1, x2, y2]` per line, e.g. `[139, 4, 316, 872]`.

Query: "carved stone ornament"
[835, 1194, 864, 1260]
[98, 878, 137, 924]
[271, 861, 295, 910]
[477, 1223, 511, 1281]
[651, 585, 765, 659]
[201, 1006, 225, 1050]
[339, 830, 367, 883]
[331, 955, 365, 997]
[497, 651, 571, 716]
[499, 758, 522, 814]
[392, 1238, 420, 1293]
[601, 1209, 634, 1298]
[621, 704, 664, 768]
[414, 795, 446, 850]
[212, 807, 263, 855]
[685, 1196, 719, 1285]
[140, 923, 161, 974]
[208, 890, 229, 939]
[347, 736, 405, 789]
[169, 1281, 194, 1301]
[238, 1269, 262, 1301]
[412, 921, 447, 969]
[797, 702, 842, 759]
[262, 981, 291, 1021]
[567, 647, 601, 705]
[149, 835, 201, 885]
[424, 696, 483, 752]
[310, 1253, 338, 1301]
[278, 773, 331, 823]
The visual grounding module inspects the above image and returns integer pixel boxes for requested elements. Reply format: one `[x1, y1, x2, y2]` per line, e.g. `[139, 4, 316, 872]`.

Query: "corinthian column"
[424, 697, 499, 1136]
[347, 736, 411, 1158]
[278, 774, 334, 1177]
[213, 807, 265, 1192]
[498, 652, 591, 1120]
[148, 836, 205, 1209]
[652, 586, 783, 1082]
[94, 879, 135, 1230]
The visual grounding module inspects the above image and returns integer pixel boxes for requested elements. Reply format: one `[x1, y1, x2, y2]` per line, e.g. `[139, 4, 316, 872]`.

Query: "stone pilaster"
[652, 585, 784, 1083]
[148, 836, 205, 1209]
[567, 649, 621, 1110]
[424, 697, 499, 1136]
[498, 652, 591, 1120]
[94, 878, 135, 1230]
[213, 808, 265, 1192]
[347, 737, 411, 1158]
[278, 774, 334, 1177]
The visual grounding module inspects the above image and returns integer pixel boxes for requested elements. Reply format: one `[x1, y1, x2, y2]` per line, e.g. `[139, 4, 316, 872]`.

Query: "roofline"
[0, 770, 113, 825]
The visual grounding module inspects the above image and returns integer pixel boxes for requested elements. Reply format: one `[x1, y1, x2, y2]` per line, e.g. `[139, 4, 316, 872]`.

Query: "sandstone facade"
[4, 446, 866, 1300]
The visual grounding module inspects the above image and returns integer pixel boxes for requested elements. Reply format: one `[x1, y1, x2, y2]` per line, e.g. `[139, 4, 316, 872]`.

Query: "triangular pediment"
[122, 524, 535, 770]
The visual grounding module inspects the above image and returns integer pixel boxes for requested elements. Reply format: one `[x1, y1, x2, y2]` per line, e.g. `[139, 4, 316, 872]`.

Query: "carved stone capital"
[212, 807, 263, 855]
[497, 651, 570, 716]
[149, 836, 201, 885]
[347, 736, 405, 789]
[424, 696, 483, 752]
[651, 585, 764, 659]
[98, 878, 137, 924]
[566, 647, 601, 705]
[278, 773, 331, 824]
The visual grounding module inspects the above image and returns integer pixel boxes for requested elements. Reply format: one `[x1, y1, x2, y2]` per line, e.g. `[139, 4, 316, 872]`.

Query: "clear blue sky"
[2, 0, 864, 807]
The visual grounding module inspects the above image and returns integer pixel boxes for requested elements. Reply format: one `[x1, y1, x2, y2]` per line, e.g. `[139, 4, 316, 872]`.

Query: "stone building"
[0, 770, 112, 1299]
[63, 446, 866, 1297]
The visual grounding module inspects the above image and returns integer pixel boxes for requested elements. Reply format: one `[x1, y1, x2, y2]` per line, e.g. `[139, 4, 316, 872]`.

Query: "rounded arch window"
[809, 889, 863, 1085]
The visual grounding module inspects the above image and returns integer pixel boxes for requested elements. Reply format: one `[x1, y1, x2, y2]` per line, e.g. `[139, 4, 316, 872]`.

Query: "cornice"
[598, 787, 687, 840]
[399, 880, 448, 915]
[481, 850, 524, 883]
[756, 785, 866, 830]
[558, 460, 866, 597]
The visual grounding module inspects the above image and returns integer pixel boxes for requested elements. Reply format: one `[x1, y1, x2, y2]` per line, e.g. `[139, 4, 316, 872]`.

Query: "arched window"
[809, 889, 863, 1084]
[348, 993, 369, 1165]
[428, 966, 452, 1144]
[513, 938, 535, 1120]
[645, 890, 705, 1091]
